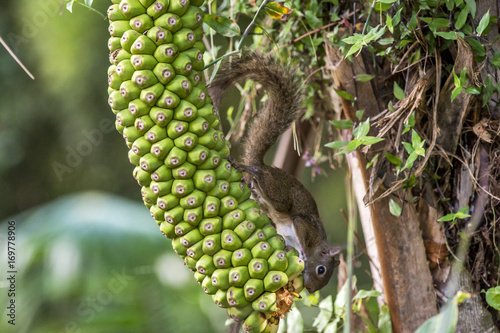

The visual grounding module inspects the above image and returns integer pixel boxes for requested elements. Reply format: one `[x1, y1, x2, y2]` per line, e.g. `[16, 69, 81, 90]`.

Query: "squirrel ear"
[327, 247, 341, 257]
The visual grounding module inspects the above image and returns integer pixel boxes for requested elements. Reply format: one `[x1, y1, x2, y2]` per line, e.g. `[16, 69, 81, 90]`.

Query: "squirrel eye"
[316, 265, 326, 276]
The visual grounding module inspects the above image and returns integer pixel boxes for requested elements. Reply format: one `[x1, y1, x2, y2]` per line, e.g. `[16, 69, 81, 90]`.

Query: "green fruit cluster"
[106, 0, 304, 331]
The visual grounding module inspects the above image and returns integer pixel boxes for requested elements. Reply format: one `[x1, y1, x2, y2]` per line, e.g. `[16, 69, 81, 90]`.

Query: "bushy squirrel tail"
[208, 53, 302, 166]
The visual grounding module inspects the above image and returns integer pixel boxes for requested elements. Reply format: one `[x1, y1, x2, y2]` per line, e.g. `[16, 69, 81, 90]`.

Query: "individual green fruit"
[202, 195, 220, 217]
[173, 28, 196, 51]
[186, 240, 204, 260]
[175, 221, 195, 237]
[194, 271, 206, 284]
[187, 145, 210, 166]
[227, 304, 254, 322]
[108, 70, 123, 89]
[133, 166, 152, 186]
[246, 207, 271, 229]
[184, 255, 197, 271]
[171, 236, 188, 256]
[197, 150, 221, 170]
[147, 26, 173, 45]
[248, 258, 268, 280]
[222, 209, 245, 230]
[140, 82, 164, 106]
[213, 288, 229, 308]
[157, 89, 181, 109]
[207, 180, 230, 199]
[131, 35, 157, 54]
[168, 0, 190, 16]
[229, 266, 250, 287]
[119, 80, 141, 101]
[196, 254, 216, 275]
[151, 138, 175, 159]
[202, 275, 218, 295]
[157, 193, 179, 210]
[147, 0, 169, 18]
[153, 43, 179, 63]
[135, 115, 155, 134]
[242, 311, 266, 333]
[159, 221, 176, 238]
[227, 286, 249, 308]
[180, 228, 203, 247]
[184, 206, 203, 225]
[138, 0, 155, 7]
[199, 217, 222, 236]
[198, 128, 219, 149]
[130, 13, 154, 33]
[219, 196, 238, 216]
[131, 54, 158, 70]
[129, 99, 151, 116]
[243, 279, 264, 302]
[180, 6, 203, 29]
[128, 149, 140, 165]
[184, 86, 207, 108]
[263, 271, 288, 293]
[221, 229, 242, 251]
[252, 292, 277, 313]
[166, 120, 188, 139]
[118, 0, 145, 19]
[166, 75, 191, 98]
[202, 233, 221, 256]
[268, 250, 288, 272]
[109, 20, 131, 37]
[188, 71, 202, 87]
[155, 13, 182, 33]
[229, 182, 251, 202]
[108, 90, 128, 109]
[262, 224, 278, 239]
[251, 242, 274, 261]
[165, 146, 187, 168]
[120, 30, 142, 51]
[150, 204, 165, 222]
[150, 107, 173, 126]
[116, 108, 135, 127]
[174, 132, 198, 151]
[153, 63, 175, 85]
[193, 170, 216, 192]
[171, 52, 193, 75]
[284, 254, 304, 281]
[188, 116, 209, 136]
[164, 205, 184, 224]
[132, 69, 158, 88]
[268, 235, 286, 251]
[151, 164, 173, 182]
[213, 250, 232, 270]
[231, 248, 252, 267]
[172, 162, 196, 179]
[150, 180, 174, 196]
[234, 220, 256, 242]
[179, 189, 206, 208]
[173, 100, 197, 121]
[214, 160, 232, 180]
[108, 37, 122, 52]
[141, 186, 157, 206]
[107, 4, 127, 21]
[110, 48, 132, 64]
[140, 153, 163, 172]
[171, 178, 194, 197]
[123, 126, 142, 142]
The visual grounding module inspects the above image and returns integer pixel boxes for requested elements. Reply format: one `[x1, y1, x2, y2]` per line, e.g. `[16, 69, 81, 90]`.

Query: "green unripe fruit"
[110, 48, 132, 65]
[131, 54, 158, 70]
[133, 166, 152, 186]
[155, 13, 182, 33]
[171, 236, 188, 256]
[147, 26, 173, 45]
[150, 204, 165, 221]
[150, 180, 174, 196]
[145, 124, 168, 143]
[243, 279, 264, 302]
[198, 128, 219, 149]
[262, 321, 280, 333]
[174, 221, 194, 236]
[173, 28, 196, 51]
[157, 89, 181, 109]
[219, 196, 238, 216]
[171, 52, 193, 75]
[192, 26, 203, 42]
[165, 120, 188, 141]
[116, 60, 135, 80]
[251, 242, 273, 260]
[119, 80, 141, 101]
[245, 207, 271, 229]
[166, 75, 191, 98]
[118, 0, 145, 19]
[193, 40, 206, 53]
[268, 250, 288, 272]
[179, 189, 206, 208]
[213, 249, 232, 269]
[160, 221, 176, 238]
[229, 266, 250, 287]
[165, 146, 187, 168]
[107, 4, 127, 21]
[180, 6, 203, 29]
[184, 206, 203, 225]
[108, 70, 122, 89]
[108, 37, 122, 52]
[262, 224, 278, 239]
[115, 120, 125, 135]
[186, 240, 204, 260]
[116, 108, 135, 127]
[214, 160, 232, 180]
[130, 14, 154, 33]
[120, 30, 142, 51]
[139, 0, 156, 7]
[221, 229, 242, 251]
[227, 304, 254, 322]
[140, 153, 163, 172]
[227, 286, 249, 308]
[196, 254, 216, 275]
[172, 162, 196, 179]
[169, 0, 190, 16]
[252, 292, 277, 313]
[157, 193, 179, 211]
[222, 209, 245, 230]
[248, 259, 268, 280]
[123, 126, 142, 142]
[180, 228, 203, 247]
[131, 35, 157, 54]
[147, 0, 169, 18]
[108, 90, 128, 109]
[153, 63, 175, 85]
[263, 271, 288, 293]
[135, 115, 155, 134]
[202, 195, 220, 217]
[213, 289, 229, 308]
[141, 186, 157, 206]
[150, 107, 173, 126]
[171, 178, 194, 198]
[184, 256, 197, 271]
[242, 229, 266, 250]
[140, 82, 164, 106]
[154, 43, 179, 64]
[151, 165, 173, 182]
[194, 271, 206, 284]
[268, 235, 286, 251]
[202, 233, 221, 256]
[109, 20, 131, 37]
[231, 248, 252, 267]
[174, 132, 198, 151]
[234, 220, 256, 242]
[188, 71, 202, 87]
[199, 217, 222, 236]
[197, 150, 221, 170]
[207, 180, 230, 199]
[128, 150, 140, 165]
[151, 138, 174, 159]
[132, 69, 159, 88]
[164, 205, 184, 225]
[184, 87, 207, 108]
[202, 275, 218, 295]
[229, 182, 248, 203]
[284, 254, 304, 281]
[187, 145, 210, 166]
[219, 144, 231, 160]
[193, 170, 216, 192]
[211, 268, 230, 290]
[129, 99, 151, 117]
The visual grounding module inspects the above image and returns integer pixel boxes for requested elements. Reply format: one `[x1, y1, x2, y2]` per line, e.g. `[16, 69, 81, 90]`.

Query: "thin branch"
[237, 0, 270, 50]
[0, 37, 35, 80]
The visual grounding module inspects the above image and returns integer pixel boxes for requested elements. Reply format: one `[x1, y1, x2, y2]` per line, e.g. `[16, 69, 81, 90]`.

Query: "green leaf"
[435, 31, 457, 40]
[465, 87, 481, 94]
[411, 129, 422, 148]
[333, 88, 355, 101]
[466, 0, 476, 17]
[451, 86, 463, 102]
[378, 305, 392, 333]
[389, 198, 402, 217]
[366, 153, 380, 169]
[402, 112, 415, 134]
[437, 207, 470, 222]
[353, 118, 370, 139]
[325, 140, 348, 149]
[438, 213, 458, 222]
[353, 289, 381, 300]
[379, 0, 398, 3]
[331, 119, 354, 129]
[455, 7, 469, 29]
[66, 0, 75, 12]
[356, 74, 375, 82]
[392, 8, 402, 26]
[453, 69, 460, 87]
[360, 136, 384, 145]
[466, 38, 486, 56]
[345, 138, 362, 152]
[421, 17, 451, 31]
[356, 110, 365, 120]
[386, 14, 394, 33]
[402, 142, 414, 154]
[203, 14, 241, 37]
[477, 10, 490, 36]
[265, 2, 293, 21]
[486, 286, 500, 310]
[490, 51, 500, 68]
[312, 295, 333, 333]
[459, 67, 467, 86]
[385, 152, 402, 166]
[287, 307, 304, 333]
[394, 82, 405, 100]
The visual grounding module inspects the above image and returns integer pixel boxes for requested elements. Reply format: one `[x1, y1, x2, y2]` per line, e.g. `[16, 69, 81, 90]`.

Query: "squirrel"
[208, 53, 341, 294]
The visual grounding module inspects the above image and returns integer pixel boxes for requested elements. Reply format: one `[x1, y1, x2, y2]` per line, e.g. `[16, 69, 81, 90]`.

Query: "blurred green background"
[0, 1, 357, 332]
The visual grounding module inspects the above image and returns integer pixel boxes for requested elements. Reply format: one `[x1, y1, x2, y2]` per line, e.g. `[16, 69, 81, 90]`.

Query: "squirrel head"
[302, 244, 341, 293]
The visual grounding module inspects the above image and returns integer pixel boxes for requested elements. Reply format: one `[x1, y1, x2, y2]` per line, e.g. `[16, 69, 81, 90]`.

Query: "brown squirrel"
[208, 53, 341, 294]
